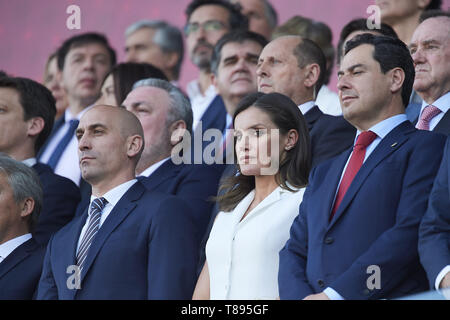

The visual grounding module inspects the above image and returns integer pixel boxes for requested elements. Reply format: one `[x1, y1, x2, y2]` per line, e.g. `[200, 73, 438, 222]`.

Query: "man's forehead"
[340, 44, 374, 69]
[412, 18, 450, 43]
[261, 37, 299, 57]
[127, 86, 169, 102]
[222, 40, 262, 56]
[189, 4, 230, 22]
[68, 42, 108, 55]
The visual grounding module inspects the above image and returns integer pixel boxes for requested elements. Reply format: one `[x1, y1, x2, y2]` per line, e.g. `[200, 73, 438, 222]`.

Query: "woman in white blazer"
[193, 92, 311, 300]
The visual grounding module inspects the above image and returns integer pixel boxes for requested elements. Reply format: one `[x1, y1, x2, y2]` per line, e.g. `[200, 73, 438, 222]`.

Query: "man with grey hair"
[122, 78, 223, 240]
[125, 20, 184, 83]
[0, 155, 46, 299]
[231, 0, 278, 40]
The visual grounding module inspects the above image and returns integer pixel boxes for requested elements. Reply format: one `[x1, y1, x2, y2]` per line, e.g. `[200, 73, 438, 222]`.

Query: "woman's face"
[96, 74, 117, 106]
[234, 106, 288, 176]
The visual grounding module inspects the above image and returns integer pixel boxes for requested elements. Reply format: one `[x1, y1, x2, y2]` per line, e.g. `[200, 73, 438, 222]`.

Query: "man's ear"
[169, 120, 187, 146]
[303, 63, 320, 89]
[27, 117, 45, 138]
[127, 134, 144, 158]
[20, 197, 35, 219]
[389, 67, 405, 95]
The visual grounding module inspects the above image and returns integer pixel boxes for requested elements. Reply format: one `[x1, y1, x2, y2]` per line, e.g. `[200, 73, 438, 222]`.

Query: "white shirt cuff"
[323, 287, 344, 300]
[435, 265, 450, 291]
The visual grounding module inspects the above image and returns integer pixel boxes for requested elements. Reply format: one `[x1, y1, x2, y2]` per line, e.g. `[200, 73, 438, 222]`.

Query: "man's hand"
[303, 292, 330, 300]
[439, 272, 450, 289]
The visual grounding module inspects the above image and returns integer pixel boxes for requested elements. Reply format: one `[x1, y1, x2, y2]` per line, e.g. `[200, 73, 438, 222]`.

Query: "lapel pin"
[391, 142, 398, 148]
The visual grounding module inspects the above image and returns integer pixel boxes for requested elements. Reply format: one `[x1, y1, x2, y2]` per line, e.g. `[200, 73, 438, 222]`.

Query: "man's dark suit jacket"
[0, 238, 45, 299]
[37, 181, 200, 300]
[279, 121, 446, 300]
[139, 159, 223, 240]
[305, 106, 355, 167]
[419, 137, 450, 289]
[32, 163, 80, 244]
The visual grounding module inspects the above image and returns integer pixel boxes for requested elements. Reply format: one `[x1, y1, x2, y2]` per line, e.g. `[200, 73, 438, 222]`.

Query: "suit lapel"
[0, 238, 37, 279]
[327, 121, 414, 230]
[434, 110, 450, 135]
[304, 106, 322, 131]
[78, 182, 146, 284]
[37, 116, 65, 159]
[199, 95, 227, 133]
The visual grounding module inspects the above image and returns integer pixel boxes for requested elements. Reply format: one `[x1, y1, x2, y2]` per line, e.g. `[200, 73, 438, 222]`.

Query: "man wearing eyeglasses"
[184, 0, 248, 135]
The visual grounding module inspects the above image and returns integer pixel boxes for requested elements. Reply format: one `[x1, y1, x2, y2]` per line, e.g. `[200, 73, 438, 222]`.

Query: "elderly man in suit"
[257, 35, 356, 167]
[0, 155, 45, 299]
[278, 34, 446, 300]
[0, 76, 80, 244]
[122, 78, 223, 240]
[409, 15, 450, 135]
[419, 137, 450, 292]
[37, 105, 200, 299]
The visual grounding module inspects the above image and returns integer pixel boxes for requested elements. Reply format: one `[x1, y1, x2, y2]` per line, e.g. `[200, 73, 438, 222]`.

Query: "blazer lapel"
[78, 182, 146, 284]
[304, 106, 322, 131]
[0, 238, 37, 279]
[433, 110, 450, 135]
[37, 116, 65, 159]
[327, 121, 413, 230]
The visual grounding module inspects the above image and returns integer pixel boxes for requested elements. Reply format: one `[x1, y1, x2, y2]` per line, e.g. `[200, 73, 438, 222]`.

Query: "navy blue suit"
[0, 238, 46, 299]
[199, 95, 228, 134]
[279, 121, 446, 300]
[419, 137, 450, 289]
[412, 109, 450, 136]
[305, 106, 355, 167]
[139, 159, 223, 240]
[37, 181, 200, 300]
[32, 163, 80, 244]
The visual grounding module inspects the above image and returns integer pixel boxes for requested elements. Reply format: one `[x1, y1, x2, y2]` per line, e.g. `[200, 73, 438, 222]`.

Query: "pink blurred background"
[1, 0, 449, 93]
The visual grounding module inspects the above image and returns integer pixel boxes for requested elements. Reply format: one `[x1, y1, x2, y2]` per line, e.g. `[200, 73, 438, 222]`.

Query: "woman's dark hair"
[217, 92, 311, 212]
[103, 62, 168, 105]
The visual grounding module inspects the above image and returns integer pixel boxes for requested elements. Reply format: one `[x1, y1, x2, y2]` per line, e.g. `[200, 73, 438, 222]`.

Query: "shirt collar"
[138, 157, 170, 178]
[420, 91, 450, 114]
[0, 234, 32, 262]
[22, 158, 37, 167]
[64, 104, 94, 122]
[355, 114, 408, 142]
[298, 101, 316, 115]
[90, 179, 137, 208]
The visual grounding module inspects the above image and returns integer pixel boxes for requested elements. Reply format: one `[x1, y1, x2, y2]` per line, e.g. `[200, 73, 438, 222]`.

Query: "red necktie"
[330, 131, 377, 221]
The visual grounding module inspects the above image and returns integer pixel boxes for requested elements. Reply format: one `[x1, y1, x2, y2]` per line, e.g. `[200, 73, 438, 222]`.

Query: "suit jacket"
[139, 159, 223, 240]
[199, 95, 228, 134]
[419, 137, 450, 289]
[278, 121, 446, 300]
[32, 163, 81, 244]
[0, 238, 46, 299]
[304, 106, 355, 167]
[37, 181, 200, 300]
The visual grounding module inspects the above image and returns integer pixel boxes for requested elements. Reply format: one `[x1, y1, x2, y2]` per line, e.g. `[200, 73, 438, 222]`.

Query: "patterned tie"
[416, 105, 441, 131]
[76, 197, 108, 271]
[47, 119, 80, 170]
[330, 131, 377, 221]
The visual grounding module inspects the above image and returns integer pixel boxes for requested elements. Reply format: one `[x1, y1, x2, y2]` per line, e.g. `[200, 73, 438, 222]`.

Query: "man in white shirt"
[0, 155, 45, 299]
[38, 32, 116, 187]
[184, 0, 248, 131]
[37, 105, 200, 299]
[0, 76, 80, 244]
[409, 15, 450, 135]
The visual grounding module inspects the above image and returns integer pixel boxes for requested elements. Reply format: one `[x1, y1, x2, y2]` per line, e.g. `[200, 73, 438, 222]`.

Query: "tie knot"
[90, 197, 108, 214]
[69, 119, 80, 127]
[421, 105, 441, 122]
[355, 131, 377, 148]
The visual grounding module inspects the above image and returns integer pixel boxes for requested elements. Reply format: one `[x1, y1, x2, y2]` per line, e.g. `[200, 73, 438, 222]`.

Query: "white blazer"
[206, 186, 305, 300]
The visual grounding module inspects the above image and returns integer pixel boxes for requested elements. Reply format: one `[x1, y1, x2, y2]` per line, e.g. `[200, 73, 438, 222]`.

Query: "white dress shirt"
[76, 179, 137, 253]
[206, 186, 305, 300]
[316, 85, 342, 116]
[21, 158, 37, 167]
[39, 107, 93, 186]
[324, 114, 409, 300]
[0, 234, 32, 263]
[416, 92, 450, 131]
[138, 157, 170, 178]
[186, 80, 217, 131]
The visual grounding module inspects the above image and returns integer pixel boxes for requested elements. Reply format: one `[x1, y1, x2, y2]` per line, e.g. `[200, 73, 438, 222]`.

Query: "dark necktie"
[76, 197, 108, 271]
[330, 131, 377, 221]
[47, 119, 79, 170]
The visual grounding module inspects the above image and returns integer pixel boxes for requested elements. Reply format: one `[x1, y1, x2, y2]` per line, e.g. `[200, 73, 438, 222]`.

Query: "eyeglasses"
[184, 20, 227, 36]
